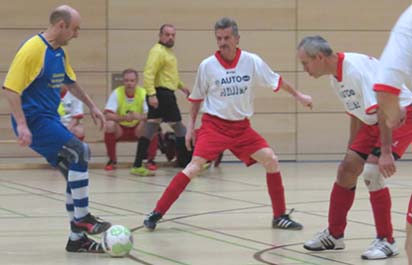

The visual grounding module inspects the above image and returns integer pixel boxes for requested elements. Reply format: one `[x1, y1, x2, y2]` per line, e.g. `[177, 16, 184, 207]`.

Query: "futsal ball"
[102, 225, 134, 257]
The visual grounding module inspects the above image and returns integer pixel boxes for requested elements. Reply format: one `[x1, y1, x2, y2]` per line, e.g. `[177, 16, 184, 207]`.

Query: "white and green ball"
[102, 225, 134, 257]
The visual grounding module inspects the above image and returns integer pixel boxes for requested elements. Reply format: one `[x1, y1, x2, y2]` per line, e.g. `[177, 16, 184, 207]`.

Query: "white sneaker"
[303, 229, 345, 251]
[361, 238, 399, 260]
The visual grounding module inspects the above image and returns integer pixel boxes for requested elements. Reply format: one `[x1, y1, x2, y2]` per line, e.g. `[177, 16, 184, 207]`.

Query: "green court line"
[173, 228, 322, 265]
[134, 248, 192, 265]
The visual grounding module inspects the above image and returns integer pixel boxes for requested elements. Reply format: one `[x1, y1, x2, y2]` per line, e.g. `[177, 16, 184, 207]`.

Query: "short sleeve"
[188, 61, 207, 102]
[3, 36, 45, 94]
[252, 54, 281, 91]
[105, 90, 118, 113]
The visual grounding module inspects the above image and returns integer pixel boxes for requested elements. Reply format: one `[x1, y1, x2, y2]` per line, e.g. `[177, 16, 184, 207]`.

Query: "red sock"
[370, 188, 393, 242]
[328, 182, 355, 238]
[154, 171, 191, 215]
[266, 172, 286, 218]
[104, 132, 117, 161]
[147, 134, 158, 161]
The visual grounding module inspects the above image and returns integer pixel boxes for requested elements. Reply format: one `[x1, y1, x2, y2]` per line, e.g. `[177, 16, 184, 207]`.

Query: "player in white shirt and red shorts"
[372, 5, 412, 264]
[298, 35, 412, 260]
[142, 17, 313, 231]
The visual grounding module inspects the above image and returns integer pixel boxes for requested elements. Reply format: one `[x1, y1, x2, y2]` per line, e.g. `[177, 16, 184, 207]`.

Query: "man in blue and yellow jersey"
[131, 24, 192, 176]
[104, 68, 158, 172]
[2, 5, 111, 253]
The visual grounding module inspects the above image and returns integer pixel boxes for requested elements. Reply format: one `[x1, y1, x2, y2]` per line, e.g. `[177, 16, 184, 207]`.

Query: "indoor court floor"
[0, 161, 410, 265]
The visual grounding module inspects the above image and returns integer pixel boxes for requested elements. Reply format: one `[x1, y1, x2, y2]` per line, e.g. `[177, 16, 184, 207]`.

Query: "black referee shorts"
[147, 87, 182, 122]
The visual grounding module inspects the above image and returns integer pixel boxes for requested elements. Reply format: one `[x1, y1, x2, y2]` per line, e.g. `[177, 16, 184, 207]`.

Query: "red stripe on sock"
[266, 172, 286, 218]
[154, 171, 191, 215]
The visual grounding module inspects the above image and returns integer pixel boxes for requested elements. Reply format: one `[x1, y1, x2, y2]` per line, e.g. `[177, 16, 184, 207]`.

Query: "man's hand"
[296, 92, 313, 109]
[180, 87, 190, 97]
[90, 105, 106, 130]
[185, 128, 195, 151]
[378, 152, 396, 178]
[17, 124, 32, 146]
[148, 95, 159, 108]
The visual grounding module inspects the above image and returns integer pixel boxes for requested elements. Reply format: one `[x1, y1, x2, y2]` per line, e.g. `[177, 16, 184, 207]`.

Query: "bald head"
[49, 5, 79, 26]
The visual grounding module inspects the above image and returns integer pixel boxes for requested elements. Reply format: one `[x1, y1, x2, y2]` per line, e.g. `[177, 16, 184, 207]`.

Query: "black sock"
[175, 136, 192, 167]
[133, 137, 151, 167]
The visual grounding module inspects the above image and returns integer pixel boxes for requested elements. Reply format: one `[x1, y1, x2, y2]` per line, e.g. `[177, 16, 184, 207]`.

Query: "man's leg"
[143, 156, 208, 230]
[104, 121, 121, 171]
[406, 195, 412, 265]
[59, 137, 111, 234]
[170, 122, 192, 168]
[131, 121, 159, 176]
[251, 147, 302, 230]
[360, 162, 399, 260]
[304, 150, 364, 251]
[56, 147, 106, 253]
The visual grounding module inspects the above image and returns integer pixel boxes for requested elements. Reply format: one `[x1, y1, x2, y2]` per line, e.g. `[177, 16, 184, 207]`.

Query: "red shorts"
[193, 114, 269, 166]
[407, 195, 412, 224]
[350, 106, 412, 158]
[118, 125, 138, 141]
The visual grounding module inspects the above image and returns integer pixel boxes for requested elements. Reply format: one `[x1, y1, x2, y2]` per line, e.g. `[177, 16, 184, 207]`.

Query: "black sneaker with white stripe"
[272, 209, 303, 230]
[66, 234, 104, 253]
[303, 229, 345, 251]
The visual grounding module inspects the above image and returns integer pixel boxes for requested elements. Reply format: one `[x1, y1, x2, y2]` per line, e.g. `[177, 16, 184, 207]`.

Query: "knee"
[336, 160, 362, 188]
[58, 137, 90, 169]
[362, 164, 386, 192]
[170, 122, 186, 137]
[105, 120, 117, 133]
[182, 157, 205, 178]
[261, 151, 279, 172]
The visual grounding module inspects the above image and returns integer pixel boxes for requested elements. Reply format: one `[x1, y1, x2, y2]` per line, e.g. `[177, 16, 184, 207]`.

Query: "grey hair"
[298, 35, 333, 57]
[214, 17, 239, 36]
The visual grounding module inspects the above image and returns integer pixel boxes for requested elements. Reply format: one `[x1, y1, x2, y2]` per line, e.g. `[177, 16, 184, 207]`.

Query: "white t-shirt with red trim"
[189, 49, 282, 121]
[60, 91, 84, 127]
[331, 52, 412, 125]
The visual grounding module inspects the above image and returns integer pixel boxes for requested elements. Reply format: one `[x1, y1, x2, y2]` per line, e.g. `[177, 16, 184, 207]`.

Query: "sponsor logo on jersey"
[220, 75, 251, 85]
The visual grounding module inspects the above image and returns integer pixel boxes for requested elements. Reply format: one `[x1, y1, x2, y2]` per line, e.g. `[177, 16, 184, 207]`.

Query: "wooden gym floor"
[0, 160, 410, 265]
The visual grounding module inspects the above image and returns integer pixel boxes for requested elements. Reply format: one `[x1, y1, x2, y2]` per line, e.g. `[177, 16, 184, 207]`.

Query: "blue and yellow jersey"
[3, 33, 76, 119]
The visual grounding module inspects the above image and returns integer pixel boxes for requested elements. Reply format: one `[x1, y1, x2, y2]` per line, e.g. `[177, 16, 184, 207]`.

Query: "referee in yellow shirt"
[130, 24, 192, 176]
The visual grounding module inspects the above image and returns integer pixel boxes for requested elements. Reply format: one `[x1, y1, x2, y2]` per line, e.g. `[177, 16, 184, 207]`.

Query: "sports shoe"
[272, 209, 303, 230]
[361, 238, 399, 260]
[66, 234, 104, 253]
[130, 166, 155, 177]
[146, 160, 157, 171]
[104, 159, 117, 171]
[71, 213, 111, 235]
[303, 229, 345, 251]
[143, 211, 162, 231]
